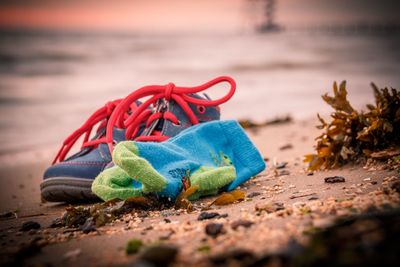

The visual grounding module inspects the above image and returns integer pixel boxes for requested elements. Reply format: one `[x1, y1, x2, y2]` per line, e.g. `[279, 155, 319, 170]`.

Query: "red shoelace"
[105, 75, 236, 152]
[53, 76, 236, 164]
[52, 99, 140, 164]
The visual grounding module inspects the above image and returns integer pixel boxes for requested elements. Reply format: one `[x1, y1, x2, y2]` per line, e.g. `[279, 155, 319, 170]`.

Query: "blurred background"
[0, 0, 400, 166]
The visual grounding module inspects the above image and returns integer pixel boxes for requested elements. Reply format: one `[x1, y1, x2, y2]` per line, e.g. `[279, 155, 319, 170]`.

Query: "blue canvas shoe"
[41, 76, 236, 202]
[40, 99, 146, 202]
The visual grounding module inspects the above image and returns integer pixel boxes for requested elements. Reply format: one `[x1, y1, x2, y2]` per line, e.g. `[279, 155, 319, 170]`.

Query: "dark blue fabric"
[43, 129, 124, 180]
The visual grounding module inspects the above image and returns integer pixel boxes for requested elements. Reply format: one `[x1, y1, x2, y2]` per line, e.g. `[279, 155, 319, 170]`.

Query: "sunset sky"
[0, 0, 399, 33]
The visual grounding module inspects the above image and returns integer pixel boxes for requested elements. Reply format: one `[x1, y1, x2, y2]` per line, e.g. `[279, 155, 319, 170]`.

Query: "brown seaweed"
[209, 190, 245, 206]
[305, 81, 400, 170]
[174, 185, 199, 212]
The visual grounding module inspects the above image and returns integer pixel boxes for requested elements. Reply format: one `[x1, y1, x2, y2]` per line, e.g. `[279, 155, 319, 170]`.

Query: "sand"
[0, 119, 399, 266]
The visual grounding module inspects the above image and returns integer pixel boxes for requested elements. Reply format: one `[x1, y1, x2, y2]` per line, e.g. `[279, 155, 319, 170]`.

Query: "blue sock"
[92, 120, 266, 201]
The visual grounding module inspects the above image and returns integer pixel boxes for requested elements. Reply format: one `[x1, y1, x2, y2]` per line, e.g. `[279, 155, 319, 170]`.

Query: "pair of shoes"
[41, 76, 236, 202]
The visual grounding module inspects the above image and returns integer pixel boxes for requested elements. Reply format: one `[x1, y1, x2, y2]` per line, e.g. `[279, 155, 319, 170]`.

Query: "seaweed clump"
[305, 81, 400, 170]
[53, 196, 164, 230]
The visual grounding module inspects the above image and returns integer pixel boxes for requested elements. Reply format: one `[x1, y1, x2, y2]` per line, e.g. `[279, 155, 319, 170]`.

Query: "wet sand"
[0, 119, 398, 266]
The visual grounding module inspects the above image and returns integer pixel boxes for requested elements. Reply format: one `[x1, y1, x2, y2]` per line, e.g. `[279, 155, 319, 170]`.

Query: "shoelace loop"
[165, 82, 175, 101]
[53, 76, 236, 164]
[106, 75, 236, 152]
[52, 99, 138, 164]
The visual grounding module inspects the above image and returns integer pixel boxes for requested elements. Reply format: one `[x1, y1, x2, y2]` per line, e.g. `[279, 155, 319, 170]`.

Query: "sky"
[0, 0, 399, 33]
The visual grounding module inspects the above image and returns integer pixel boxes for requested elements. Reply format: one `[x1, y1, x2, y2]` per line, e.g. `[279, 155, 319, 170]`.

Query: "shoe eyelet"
[197, 105, 206, 114]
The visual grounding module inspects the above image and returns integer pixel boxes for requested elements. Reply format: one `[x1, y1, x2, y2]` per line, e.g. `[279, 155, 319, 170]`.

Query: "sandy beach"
[1, 5, 400, 265]
[1, 0, 400, 265]
[0, 118, 398, 266]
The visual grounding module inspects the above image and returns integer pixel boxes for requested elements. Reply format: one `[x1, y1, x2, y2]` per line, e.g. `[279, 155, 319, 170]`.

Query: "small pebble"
[247, 192, 261, 198]
[324, 176, 346, 183]
[279, 170, 290, 176]
[279, 144, 293, 150]
[255, 202, 285, 213]
[160, 210, 175, 217]
[81, 218, 96, 234]
[0, 211, 15, 220]
[231, 219, 254, 230]
[28, 229, 37, 235]
[391, 181, 400, 193]
[20, 221, 41, 232]
[197, 212, 227, 221]
[205, 223, 224, 238]
[275, 162, 288, 169]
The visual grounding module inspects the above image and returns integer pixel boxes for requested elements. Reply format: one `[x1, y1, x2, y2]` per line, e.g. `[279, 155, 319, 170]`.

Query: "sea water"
[0, 30, 399, 160]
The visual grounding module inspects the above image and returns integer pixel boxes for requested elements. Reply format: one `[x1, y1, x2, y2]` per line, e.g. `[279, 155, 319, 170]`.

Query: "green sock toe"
[92, 166, 143, 201]
[113, 141, 167, 193]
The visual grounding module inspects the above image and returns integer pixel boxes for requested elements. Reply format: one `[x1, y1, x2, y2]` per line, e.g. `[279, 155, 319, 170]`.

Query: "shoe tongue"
[141, 99, 167, 136]
[141, 93, 210, 138]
